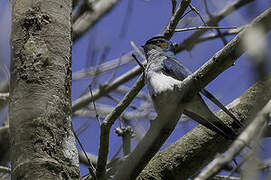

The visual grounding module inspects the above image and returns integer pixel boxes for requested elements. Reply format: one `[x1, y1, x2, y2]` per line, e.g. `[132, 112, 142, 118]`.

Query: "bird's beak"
[141, 45, 145, 49]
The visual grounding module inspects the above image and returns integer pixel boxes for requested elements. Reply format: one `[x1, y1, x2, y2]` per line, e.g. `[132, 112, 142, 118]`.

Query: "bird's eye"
[160, 42, 168, 48]
[156, 40, 161, 44]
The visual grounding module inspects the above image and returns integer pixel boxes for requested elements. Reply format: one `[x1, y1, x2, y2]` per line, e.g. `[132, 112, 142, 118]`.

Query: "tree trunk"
[9, 0, 80, 179]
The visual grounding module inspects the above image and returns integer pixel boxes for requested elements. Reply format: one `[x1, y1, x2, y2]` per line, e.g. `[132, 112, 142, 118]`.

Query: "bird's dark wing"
[200, 89, 243, 129]
[183, 109, 236, 140]
[163, 57, 242, 135]
[162, 57, 191, 81]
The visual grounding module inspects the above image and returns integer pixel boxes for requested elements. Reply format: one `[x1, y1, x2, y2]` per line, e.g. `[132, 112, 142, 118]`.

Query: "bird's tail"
[184, 110, 237, 140]
[184, 95, 237, 140]
[200, 88, 243, 128]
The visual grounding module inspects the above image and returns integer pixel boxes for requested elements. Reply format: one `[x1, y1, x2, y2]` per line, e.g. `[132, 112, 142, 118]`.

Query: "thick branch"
[195, 99, 271, 180]
[138, 73, 271, 180]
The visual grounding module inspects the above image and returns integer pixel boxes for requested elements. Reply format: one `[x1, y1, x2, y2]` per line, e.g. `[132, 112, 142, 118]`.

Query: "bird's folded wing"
[200, 89, 243, 128]
[184, 95, 237, 140]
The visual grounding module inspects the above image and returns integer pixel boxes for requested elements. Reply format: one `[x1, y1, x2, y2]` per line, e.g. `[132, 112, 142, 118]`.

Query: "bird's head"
[142, 36, 176, 58]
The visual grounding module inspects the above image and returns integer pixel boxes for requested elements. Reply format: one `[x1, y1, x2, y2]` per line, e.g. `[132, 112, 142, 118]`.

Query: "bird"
[142, 36, 242, 140]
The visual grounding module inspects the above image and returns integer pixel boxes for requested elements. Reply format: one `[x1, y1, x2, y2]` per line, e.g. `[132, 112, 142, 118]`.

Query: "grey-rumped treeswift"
[142, 36, 242, 140]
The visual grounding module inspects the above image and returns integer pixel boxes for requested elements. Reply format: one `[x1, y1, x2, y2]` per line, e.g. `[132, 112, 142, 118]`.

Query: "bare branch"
[163, 0, 191, 39]
[211, 175, 240, 180]
[196, 28, 242, 43]
[115, 126, 134, 156]
[96, 75, 145, 179]
[88, 85, 102, 126]
[73, 0, 121, 41]
[79, 152, 101, 167]
[119, 0, 133, 38]
[132, 54, 145, 70]
[189, 4, 207, 26]
[0, 93, 9, 101]
[130, 41, 146, 61]
[72, 53, 134, 80]
[195, 100, 271, 180]
[74, 104, 155, 121]
[72, 64, 143, 113]
[175, 26, 237, 32]
[114, 85, 148, 100]
[176, 0, 255, 52]
[203, 0, 228, 45]
[138, 73, 271, 180]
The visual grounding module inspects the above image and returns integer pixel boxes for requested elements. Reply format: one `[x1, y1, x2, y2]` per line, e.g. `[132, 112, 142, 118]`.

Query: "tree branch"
[72, 64, 143, 113]
[73, 0, 120, 41]
[138, 73, 271, 180]
[163, 0, 191, 39]
[96, 75, 145, 179]
[176, 0, 255, 52]
[72, 53, 134, 80]
[195, 100, 271, 180]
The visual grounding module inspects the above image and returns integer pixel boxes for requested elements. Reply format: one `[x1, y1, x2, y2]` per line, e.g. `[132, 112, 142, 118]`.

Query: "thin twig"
[115, 125, 134, 156]
[88, 85, 102, 126]
[73, 53, 133, 80]
[176, 0, 255, 52]
[196, 28, 242, 43]
[75, 120, 91, 135]
[175, 26, 237, 32]
[72, 61, 143, 113]
[105, 53, 124, 84]
[180, 9, 192, 20]
[189, 4, 207, 25]
[119, 0, 133, 38]
[130, 41, 146, 61]
[203, 0, 228, 45]
[73, 129, 96, 179]
[110, 144, 123, 162]
[132, 54, 145, 70]
[90, 45, 111, 88]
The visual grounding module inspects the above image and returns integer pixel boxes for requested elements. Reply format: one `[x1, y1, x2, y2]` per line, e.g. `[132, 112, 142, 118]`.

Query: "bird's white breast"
[146, 70, 181, 96]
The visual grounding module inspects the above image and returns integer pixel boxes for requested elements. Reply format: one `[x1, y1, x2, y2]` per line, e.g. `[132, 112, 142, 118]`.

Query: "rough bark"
[10, 0, 79, 179]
